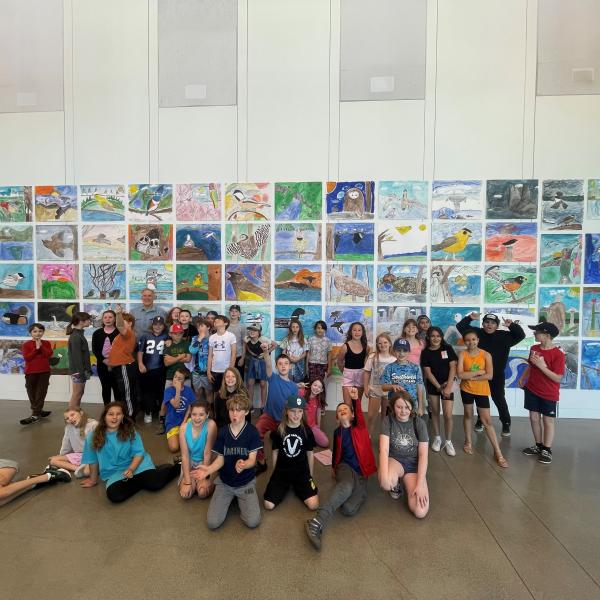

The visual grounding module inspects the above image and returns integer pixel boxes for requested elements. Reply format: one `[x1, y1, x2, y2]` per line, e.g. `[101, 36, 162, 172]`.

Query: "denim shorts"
[192, 372, 211, 391]
[71, 373, 88, 384]
[246, 356, 267, 381]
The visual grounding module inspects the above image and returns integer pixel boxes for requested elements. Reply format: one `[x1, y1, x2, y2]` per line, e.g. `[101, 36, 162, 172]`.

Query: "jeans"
[206, 476, 261, 530]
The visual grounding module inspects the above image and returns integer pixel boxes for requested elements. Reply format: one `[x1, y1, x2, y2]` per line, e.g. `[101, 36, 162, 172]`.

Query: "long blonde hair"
[277, 404, 308, 438]
[372, 332, 393, 364]
[63, 407, 90, 438]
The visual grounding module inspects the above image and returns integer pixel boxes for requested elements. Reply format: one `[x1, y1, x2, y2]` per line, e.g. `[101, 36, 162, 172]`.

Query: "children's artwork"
[48, 340, 70, 375]
[241, 304, 272, 338]
[326, 181, 375, 220]
[0, 225, 33, 260]
[326, 265, 373, 303]
[80, 185, 126, 221]
[326, 223, 375, 261]
[429, 307, 480, 347]
[275, 182, 322, 221]
[36, 302, 80, 339]
[225, 223, 271, 261]
[376, 305, 427, 338]
[580, 341, 600, 390]
[128, 184, 172, 221]
[0, 302, 34, 336]
[37, 264, 78, 300]
[129, 263, 173, 301]
[484, 265, 536, 305]
[178, 303, 222, 320]
[0, 264, 34, 299]
[0, 340, 25, 374]
[0, 186, 32, 222]
[82, 264, 126, 301]
[36, 225, 78, 261]
[274, 304, 321, 342]
[224, 183, 271, 221]
[324, 305, 374, 344]
[81, 224, 127, 261]
[34, 186, 77, 222]
[83, 303, 119, 333]
[556, 340, 579, 389]
[431, 222, 482, 262]
[378, 181, 428, 220]
[503, 342, 532, 389]
[584, 234, 600, 283]
[176, 225, 221, 261]
[483, 306, 538, 342]
[175, 184, 221, 221]
[377, 222, 428, 262]
[582, 288, 600, 337]
[484, 222, 537, 262]
[274, 223, 322, 261]
[176, 264, 221, 301]
[541, 179, 584, 231]
[430, 265, 481, 305]
[539, 234, 582, 284]
[431, 180, 482, 220]
[486, 180, 539, 219]
[274, 265, 322, 302]
[128, 224, 173, 261]
[588, 179, 600, 219]
[225, 264, 271, 302]
[376, 265, 427, 303]
[538, 287, 580, 337]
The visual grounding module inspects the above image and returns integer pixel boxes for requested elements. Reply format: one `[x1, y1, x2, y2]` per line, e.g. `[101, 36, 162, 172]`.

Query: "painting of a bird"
[226, 270, 268, 301]
[492, 275, 527, 302]
[432, 227, 472, 260]
[226, 224, 270, 260]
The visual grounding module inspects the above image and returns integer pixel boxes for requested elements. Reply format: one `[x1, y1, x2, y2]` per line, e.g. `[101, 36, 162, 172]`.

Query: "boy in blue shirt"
[163, 367, 195, 455]
[189, 318, 212, 404]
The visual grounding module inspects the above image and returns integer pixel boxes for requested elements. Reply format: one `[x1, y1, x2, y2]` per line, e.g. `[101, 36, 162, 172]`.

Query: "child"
[20, 322, 53, 425]
[241, 324, 275, 411]
[178, 309, 198, 341]
[306, 320, 332, 384]
[205, 310, 218, 334]
[304, 387, 376, 550]
[179, 400, 217, 499]
[337, 322, 370, 405]
[379, 391, 429, 518]
[1, 460, 70, 506]
[416, 314, 431, 342]
[279, 319, 308, 383]
[420, 326, 458, 455]
[381, 338, 424, 416]
[137, 315, 168, 424]
[165, 306, 181, 329]
[401, 318, 425, 366]
[163, 367, 196, 454]
[48, 408, 98, 478]
[80, 402, 179, 503]
[519, 322, 565, 465]
[66, 312, 92, 409]
[363, 333, 397, 428]
[195, 393, 262, 530]
[91, 310, 119, 405]
[458, 330, 508, 468]
[228, 304, 247, 380]
[302, 378, 328, 448]
[264, 393, 319, 511]
[207, 314, 236, 394]
[216, 367, 250, 427]
[189, 318, 212, 404]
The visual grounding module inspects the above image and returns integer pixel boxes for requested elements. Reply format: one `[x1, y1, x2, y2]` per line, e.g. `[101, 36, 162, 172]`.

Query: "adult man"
[456, 312, 525, 437]
[130, 288, 166, 338]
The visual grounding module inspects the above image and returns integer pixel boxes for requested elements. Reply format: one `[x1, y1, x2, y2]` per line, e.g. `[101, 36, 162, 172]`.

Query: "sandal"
[496, 455, 509, 468]
[463, 442, 474, 455]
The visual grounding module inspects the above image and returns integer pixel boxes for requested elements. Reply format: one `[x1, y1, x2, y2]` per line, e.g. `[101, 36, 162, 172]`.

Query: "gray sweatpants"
[206, 476, 261, 530]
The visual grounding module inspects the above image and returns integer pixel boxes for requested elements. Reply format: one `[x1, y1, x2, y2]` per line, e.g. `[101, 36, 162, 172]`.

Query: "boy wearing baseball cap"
[518, 322, 565, 464]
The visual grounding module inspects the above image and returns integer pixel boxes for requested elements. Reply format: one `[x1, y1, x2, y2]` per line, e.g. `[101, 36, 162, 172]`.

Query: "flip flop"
[496, 455, 509, 468]
[463, 442, 474, 455]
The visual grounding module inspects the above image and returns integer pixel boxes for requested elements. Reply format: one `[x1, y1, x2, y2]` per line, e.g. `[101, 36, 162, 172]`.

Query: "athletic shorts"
[524, 388, 557, 418]
[342, 368, 364, 388]
[263, 473, 318, 506]
[460, 391, 490, 409]
[166, 426, 180, 439]
[396, 456, 418, 475]
[192, 372, 211, 391]
[425, 382, 454, 400]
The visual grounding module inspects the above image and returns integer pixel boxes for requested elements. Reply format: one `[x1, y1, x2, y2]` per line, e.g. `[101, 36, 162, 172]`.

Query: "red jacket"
[22, 340, 53, 374]
[332, 397, 377, 477]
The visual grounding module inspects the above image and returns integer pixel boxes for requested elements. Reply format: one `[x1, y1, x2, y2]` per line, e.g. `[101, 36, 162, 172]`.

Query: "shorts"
[178, 459, 204, 483]
[263, 473, 318, 506]
[524, 388, 557, 418]
[395, 456, 418, 474]
[192, 372, 211, 391]
[461, 391, 490, 409]
[425, 382, 454, 399]
[71, 373, 88, 384]
[166, 426, 181, 439]
[0, 459, 19, 472]
[64, 452, 82, 466]
[342, 368, 364, 388]
[246, 356, 267, 381]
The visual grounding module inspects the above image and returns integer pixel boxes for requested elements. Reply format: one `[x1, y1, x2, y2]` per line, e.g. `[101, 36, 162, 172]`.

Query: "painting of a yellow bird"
[431, 227, 472, 260]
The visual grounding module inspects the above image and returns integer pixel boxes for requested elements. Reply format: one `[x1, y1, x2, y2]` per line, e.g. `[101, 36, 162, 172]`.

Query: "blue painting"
[376, 305, 427, 338]
[0, 340, 25, 374]
[326, 223, 375, 261]
[274, 224, 321, 261]
[504, 344, 531, 389]
[326, 181, 375, 220]
[241, 304, 272, 338]
[584, 234, 600, 283]
[429, 307, 480, 347]
[0, 302, 34, 336]
[175, 225, 221, 261]
[432, 180, 482, 220]
[430, 265, 481, 305]
[378, 223, 428, 262]
[0, 263, 34, 299]
[431, 222, 482, 262]
[129, 263, 174, 302]
[82, 264, 126, 301]
[541, 179, 584, 231]
[378, 181, 428, 220]
[0, 225, 33, 260]
[274, 304, 321, 342]
[588, 179, 600, 219]
[324, 305, 374, 344]
[274, 265, 322, 302]
[581, 341, 600, 390]
[377, 265, 427, 303]
[538, 287, 580, 337]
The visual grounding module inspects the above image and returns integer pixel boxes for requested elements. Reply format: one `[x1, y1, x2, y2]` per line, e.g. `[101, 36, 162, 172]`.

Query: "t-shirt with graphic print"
[307, 335, 332, 365]
[380, 414, 429, 461]
[381, 361, 424, 409]
[270, 424, 315, 480]
[364, 353, 397, 398]
[209, 331, 237, 373]
[212, 422, 262, 488]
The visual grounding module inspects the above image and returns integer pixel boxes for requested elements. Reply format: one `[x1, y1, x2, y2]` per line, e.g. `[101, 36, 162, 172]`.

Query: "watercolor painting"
[378, 181, 427, 220]
[129, 263, 173, 301]
[82, 264, 126, 301]
[484, 265, 536, 305]
[80, 185, 126, 221]
[175, 184, 220, 222]
[503, 342, 532, 389]
[557, 341, 579, 389]
[376, 306, 427, 338]
[326, 264, 373, 303]
[584, 234, 600, 284]
[37, 264, 78, 300]
[0, 186, 32, 222]
[377, 222, 428, 262]
[431, 222, 482, 262]
[486, 180, 539, 219]
[36, 225, 78, 261]
[483, 306, 538, 342]
[432, 180, 482, 220]
[0, 302, 34, 336]
[538, 287, 580, 337]
[377, 265, 427, 303]
[485, 222, 537, 262]
[541, 179, 584, 231]
[175, 225, 221, 262]
[274, 223, 322, 261]
[225, 264, 271, 302]
[588, 179, 600, 219]
[275, 182, 322, 221]
[325, 305, 374, 345]
[83, 303, 120, 333]
[580, 341, 600, 390]
[224, 183, 271, 221]
[176, 264, 221, 301]
[241, 304, 272, 338]
[326, 181, 375, 220]
[539, 234, 582, 284]
[128, 184, 172, 221]
[274, 304, 321, 342]
[0, 264, 34, 299]
[225, 223, 271, 262]
[34, 186, 77, 222]
[81, 224, 127, 261]
[430, 265, 481, 305]
[326, 223, 375, 261]
[129, 224, 173, 261]
[178, 302, 222, 318]
[47, 340, 71, 376]
[582, 288, 600, 337]
[36, 302, 80, 339]
[0, 225, 33, 260]
[429, 307, 480, 347]
[274, 265, 322, 302]
[0, 340, 25, 374]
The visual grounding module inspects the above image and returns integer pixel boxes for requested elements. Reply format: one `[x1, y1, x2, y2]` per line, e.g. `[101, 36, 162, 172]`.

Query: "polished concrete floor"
[1, 399, 599, 600]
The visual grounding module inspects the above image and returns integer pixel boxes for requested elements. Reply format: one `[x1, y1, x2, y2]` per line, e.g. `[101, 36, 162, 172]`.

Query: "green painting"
[484, 265, 536, 305]
[275, 182, 322, 221]
[176, 264, 221, 301]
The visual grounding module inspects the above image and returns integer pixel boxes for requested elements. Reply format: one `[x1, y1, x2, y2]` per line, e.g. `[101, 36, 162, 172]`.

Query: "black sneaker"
[40, 410, 52, 418]
[255, 461, 268, 476]
[173, 455, 182, 466]
[389, 483, 404, 500]
[20, 416, 40, 426]
[538, 449, 552, 464]
[501, 424, 511, 437]
[305, 518, 323, 550]
[522, 445, 541, 456]
[474, 420, 484, 433]
[45, 466, 72, 483]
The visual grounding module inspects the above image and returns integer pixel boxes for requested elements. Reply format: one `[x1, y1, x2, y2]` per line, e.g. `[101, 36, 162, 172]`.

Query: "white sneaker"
[444, 440, 456, 457]
[431, 436, 442, 452]
[144, 413, 152, 424]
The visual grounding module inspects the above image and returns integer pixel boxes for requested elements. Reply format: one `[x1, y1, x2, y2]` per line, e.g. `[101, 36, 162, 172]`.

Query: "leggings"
[106, 464, 179, 503]
[113, 363, 140, 417]
[96, 362, 119, 406]
[139, 367, 167, 414]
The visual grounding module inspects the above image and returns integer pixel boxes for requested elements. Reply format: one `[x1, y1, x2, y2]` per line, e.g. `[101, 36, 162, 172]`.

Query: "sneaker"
[305, 518, 323, 550]
[389, 482, 404, 500]
[40, 410, 52, 418]
[74, 464, 87, 479]
[474, 419, 484, 433]
[431, 436, 442, 452]
[444, 440, 456, 457]
[173, 455, 182, 466]
[144, 413, 152, 424]
[501, 424, 511, 437]
[20, 416, 40, 426]
[522, 445, 541, 456]
[45, 466, 72, 483]
[538, 449, 552, 464]
[255, 461, 268, 476]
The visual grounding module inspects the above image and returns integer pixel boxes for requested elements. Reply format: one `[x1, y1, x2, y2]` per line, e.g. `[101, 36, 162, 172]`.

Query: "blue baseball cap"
[393, 338, 411, 352]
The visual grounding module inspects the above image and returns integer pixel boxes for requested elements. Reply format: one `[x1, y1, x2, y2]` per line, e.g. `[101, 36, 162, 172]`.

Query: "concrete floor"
[1, 399, 599, 600]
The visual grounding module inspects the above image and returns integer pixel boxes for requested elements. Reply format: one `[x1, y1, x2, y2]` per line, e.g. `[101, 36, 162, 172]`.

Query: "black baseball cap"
[229, 304, 241, 312]
[482, 313, 500, 324]
[528, 322, 559, 338]
[151, 316, 165, 325]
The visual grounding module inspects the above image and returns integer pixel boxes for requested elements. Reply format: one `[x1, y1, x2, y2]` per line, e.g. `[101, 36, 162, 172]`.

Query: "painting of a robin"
[492, 275, 527, 302]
